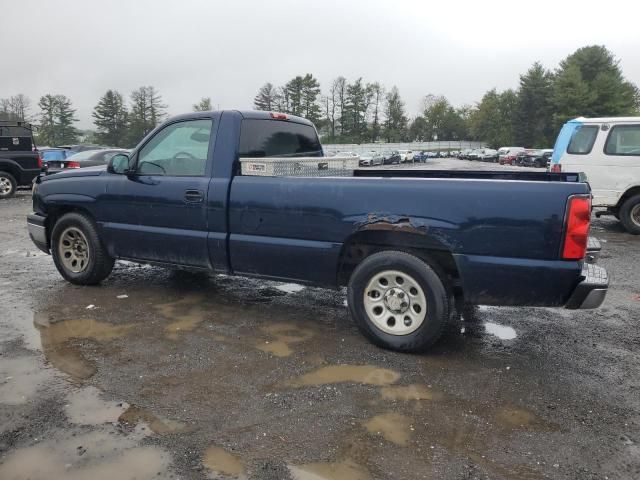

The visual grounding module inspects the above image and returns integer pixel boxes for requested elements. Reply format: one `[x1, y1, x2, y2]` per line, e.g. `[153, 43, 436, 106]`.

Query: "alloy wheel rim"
[0, 177, 11, 195]
[58, 227, 90, 273]
[363, 270, 427, 335]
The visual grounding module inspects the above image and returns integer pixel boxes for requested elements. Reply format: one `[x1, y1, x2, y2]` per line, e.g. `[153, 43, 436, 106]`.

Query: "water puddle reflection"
[0, 430, 170, 480]
[202, 446, 246, 478]
[0, 356, 52, 405]
[288, 365, 400, 387]
[65, 386, 128, 425]
[34, 314, 136, 381]
[380, 384, 443, 401]
[363, 412, 413, 446]
[289, 459, 370, 480]
[256, 323, 315, 357]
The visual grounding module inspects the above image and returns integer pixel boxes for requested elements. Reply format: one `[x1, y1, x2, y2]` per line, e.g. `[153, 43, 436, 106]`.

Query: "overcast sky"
[2, 0, 639, 129]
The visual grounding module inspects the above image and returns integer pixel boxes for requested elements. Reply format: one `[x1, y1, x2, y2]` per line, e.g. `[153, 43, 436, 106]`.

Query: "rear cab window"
[604, 124, 640, 156]
[567, 125, 599, 154]
[238, 119, 322, 158]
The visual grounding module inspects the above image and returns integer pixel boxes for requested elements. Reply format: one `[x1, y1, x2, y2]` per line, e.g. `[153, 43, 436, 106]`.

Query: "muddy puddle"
[0, 356, 52, 405]
[289, 459, 370, 480]
[34, 313, 136, 381]
[363, 412, 413, 446]
[154, 294, 208, 340]
[65, 386, 129, 425]
[256, 322, 315, 357]
[380, 384, 444, 401]
[288, 365, 401, 387]
[0, 429, 171, 480]
[203, 446, 246, 478]
[119, 405, 188, 434]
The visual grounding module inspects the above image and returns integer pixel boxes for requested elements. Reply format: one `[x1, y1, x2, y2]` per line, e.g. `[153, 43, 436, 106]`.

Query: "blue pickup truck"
[27, 110, 608, 352]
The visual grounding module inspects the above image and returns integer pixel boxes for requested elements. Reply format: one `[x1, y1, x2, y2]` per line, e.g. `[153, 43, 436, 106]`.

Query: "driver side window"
[137, 119, 212, 176]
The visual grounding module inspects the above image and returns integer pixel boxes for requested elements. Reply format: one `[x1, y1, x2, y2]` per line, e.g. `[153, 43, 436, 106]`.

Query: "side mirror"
[107, 153, 130, 174]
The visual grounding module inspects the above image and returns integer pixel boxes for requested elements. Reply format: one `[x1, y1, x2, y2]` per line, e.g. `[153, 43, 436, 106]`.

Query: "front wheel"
[0, 171, 17, 199]
[347, 251, 449, 352]
[51, 212, 115, 284]
[619, 194, 640, 234]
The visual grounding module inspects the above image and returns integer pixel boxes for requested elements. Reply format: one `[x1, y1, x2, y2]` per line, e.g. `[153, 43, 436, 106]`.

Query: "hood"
[43, 165, 106, 181]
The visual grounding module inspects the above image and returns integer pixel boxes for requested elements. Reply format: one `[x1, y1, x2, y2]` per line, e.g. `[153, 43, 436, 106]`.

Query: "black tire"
[347, 251, 449, 352]
[51, 212, 115, 285]
[0, 171, 17, 199]
[619, 194, 640, 235]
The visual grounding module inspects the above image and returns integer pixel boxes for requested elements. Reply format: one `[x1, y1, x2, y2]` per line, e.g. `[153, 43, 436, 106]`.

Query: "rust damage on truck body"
[355, 213, 429, 235]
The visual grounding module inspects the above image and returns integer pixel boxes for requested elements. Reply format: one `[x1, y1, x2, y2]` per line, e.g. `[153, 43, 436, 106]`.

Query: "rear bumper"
[27, 212, 49, 254]
[585, 237, 601, 264]
[565, 263, 608, 309]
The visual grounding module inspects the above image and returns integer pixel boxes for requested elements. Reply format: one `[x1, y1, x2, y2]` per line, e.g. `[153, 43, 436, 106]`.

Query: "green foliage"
[127, 86, 166, 147]
[253, 83, 277, 111]
[92, 90, 128, 147]
[411, 96, 468, 141]
[383, 86, 408, 142]
[552, 45, 639, 130]
[37, 94, 78, 146]
[515, 62, 554, 147]
[193, 97, 213, 112]
[469, 89, 518, 149]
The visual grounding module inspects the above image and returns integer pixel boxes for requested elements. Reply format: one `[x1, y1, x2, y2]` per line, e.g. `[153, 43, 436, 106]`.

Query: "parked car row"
[355, 149, 459, 166]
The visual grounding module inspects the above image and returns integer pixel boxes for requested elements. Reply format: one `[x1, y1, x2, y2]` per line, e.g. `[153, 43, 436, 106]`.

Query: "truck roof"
[166, 110, 315, 126]
[571, 116, 640, 124]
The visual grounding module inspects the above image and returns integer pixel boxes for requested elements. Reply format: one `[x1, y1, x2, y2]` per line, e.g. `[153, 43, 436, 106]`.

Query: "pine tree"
[193, 97, 212, 112]
[383, 86, 408, 142]
[515, 62, 554, 147]
[92, 90, 128, 147]
[552, 46, 639, 131]
[301, 74, 321, 125]
[55, 95, 79, 144]
[127, 86, 167, 147]
[37, 94, 78, 146]
[37, 95, 58, 146]
[253, 83, 277, 111]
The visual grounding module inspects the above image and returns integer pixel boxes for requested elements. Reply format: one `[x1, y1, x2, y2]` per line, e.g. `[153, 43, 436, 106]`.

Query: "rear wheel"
[0, 171, 17, 199]
[347, 251, 449, 352]
[619, 194, 640, 234]
[51, 212, 115, 284]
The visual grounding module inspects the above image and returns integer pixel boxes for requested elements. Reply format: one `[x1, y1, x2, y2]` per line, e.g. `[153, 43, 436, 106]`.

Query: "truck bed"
[353, 169, 586, 183]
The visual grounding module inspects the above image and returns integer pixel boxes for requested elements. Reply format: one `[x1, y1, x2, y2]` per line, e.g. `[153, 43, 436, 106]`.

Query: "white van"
[550, 117, 640, 234]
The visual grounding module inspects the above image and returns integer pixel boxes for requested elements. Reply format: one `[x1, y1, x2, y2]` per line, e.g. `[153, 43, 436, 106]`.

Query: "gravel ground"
[0, 158, 639, 479]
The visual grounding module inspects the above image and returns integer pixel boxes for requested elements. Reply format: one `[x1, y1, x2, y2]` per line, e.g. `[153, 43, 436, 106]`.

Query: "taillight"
[67, 161, 81, 169]
[562, 195, 591, 260]
[550, 163, 561, 173]
[37, 154, 43, 168]
[270, 112, 288, 120]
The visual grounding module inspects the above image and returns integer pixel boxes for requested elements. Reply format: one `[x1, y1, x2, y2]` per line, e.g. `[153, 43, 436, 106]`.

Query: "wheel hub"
[383, 287, 410, 314]
[0, 177, 11, 194]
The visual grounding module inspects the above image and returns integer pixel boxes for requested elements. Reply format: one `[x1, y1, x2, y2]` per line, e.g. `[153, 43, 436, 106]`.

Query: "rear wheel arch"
[337, 230, 461, 295]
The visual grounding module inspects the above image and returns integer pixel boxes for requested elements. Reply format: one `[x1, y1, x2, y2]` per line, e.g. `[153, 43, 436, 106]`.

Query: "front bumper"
[565, 263, 608, 309]
[27, 212, 49, 254]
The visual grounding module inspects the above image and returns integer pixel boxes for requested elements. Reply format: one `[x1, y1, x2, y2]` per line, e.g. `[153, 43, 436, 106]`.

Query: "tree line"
[254, 46, 638, 148]
[1, 45, 637, 149]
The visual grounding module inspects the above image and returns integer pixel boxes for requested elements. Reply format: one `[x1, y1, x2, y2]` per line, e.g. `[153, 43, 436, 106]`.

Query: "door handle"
[184, 189, 204, 203]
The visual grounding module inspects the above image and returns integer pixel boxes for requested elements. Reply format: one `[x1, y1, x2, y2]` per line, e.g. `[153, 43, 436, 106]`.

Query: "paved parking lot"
[1, 160, 639, 479]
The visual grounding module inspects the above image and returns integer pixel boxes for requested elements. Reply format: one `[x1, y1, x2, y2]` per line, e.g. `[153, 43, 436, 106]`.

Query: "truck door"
[103, 118, 214, 268]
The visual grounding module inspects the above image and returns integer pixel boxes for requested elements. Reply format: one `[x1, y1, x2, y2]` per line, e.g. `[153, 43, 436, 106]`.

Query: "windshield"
[66, 150, 99, 162]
